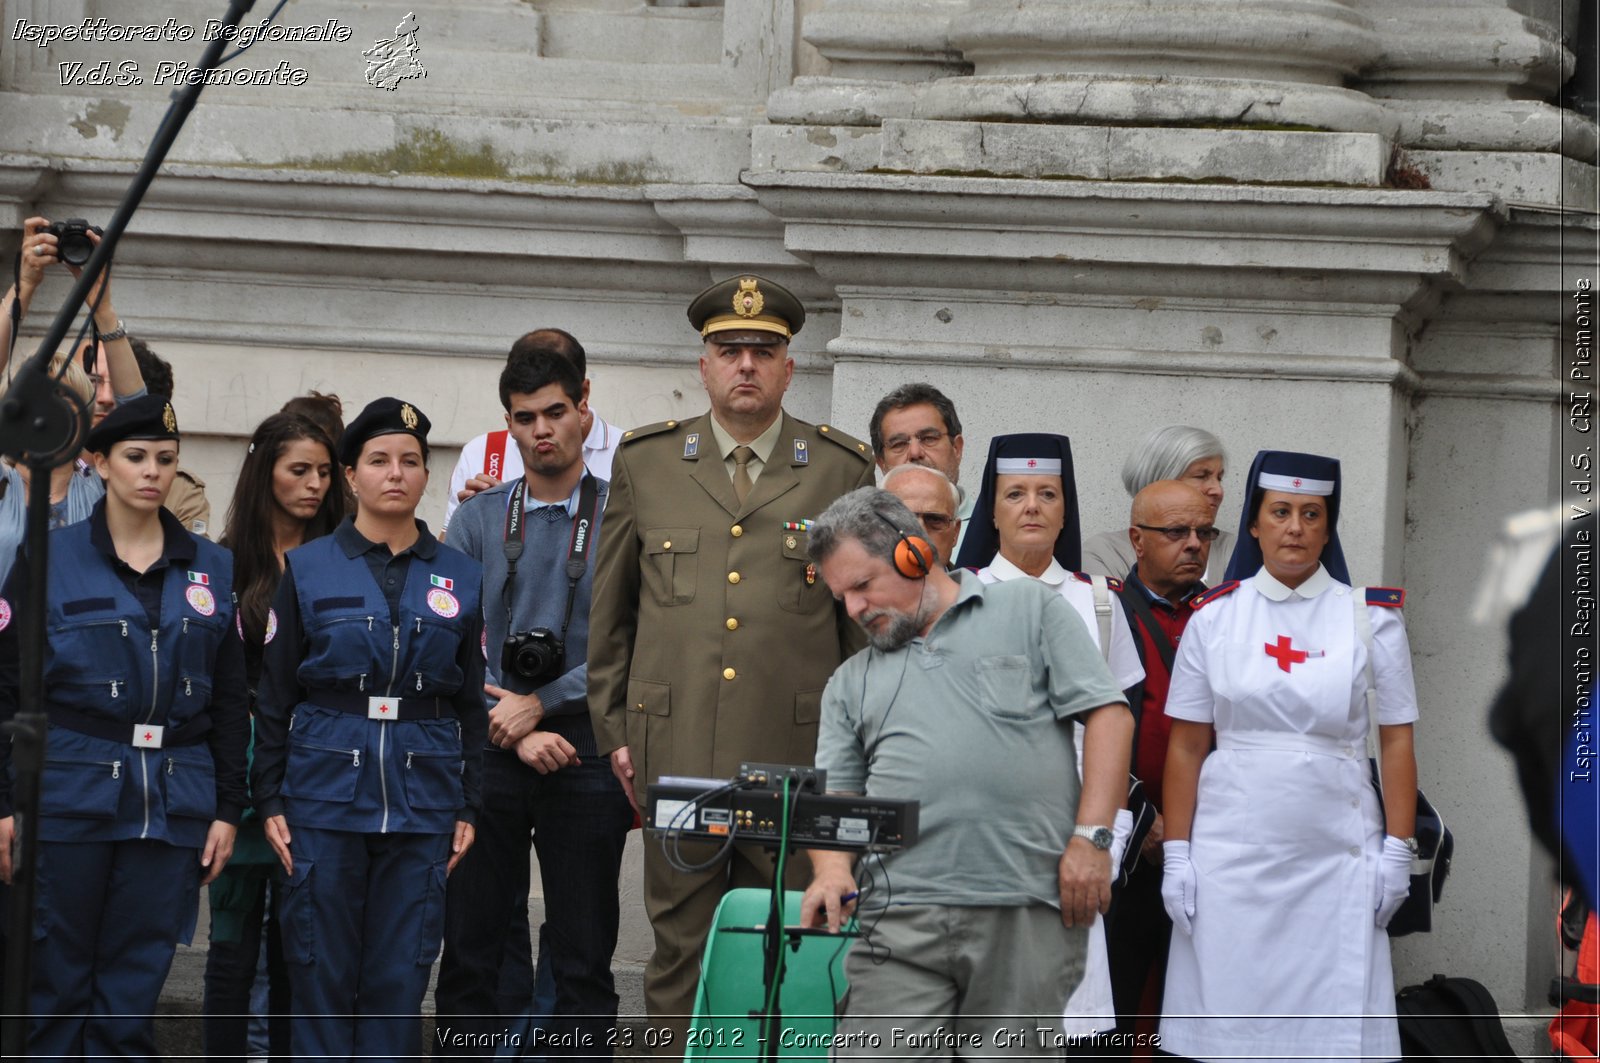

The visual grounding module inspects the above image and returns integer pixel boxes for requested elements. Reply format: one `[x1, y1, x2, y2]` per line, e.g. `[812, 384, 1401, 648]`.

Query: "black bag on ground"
[1395, 974, 1519, 1060]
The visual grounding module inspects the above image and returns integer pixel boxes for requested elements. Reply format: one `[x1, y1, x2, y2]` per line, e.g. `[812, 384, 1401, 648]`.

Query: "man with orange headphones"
[798, 487, 1135, 1054]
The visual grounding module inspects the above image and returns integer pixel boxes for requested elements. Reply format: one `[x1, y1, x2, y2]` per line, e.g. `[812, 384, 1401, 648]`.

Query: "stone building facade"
[2, 0, 1596, 1038]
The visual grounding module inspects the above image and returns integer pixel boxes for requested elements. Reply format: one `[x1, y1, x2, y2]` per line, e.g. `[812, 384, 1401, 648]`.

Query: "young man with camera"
[436, 348, 634, 1058]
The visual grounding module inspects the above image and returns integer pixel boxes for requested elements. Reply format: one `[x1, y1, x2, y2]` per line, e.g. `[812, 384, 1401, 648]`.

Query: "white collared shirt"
[444, 413, 620, 526]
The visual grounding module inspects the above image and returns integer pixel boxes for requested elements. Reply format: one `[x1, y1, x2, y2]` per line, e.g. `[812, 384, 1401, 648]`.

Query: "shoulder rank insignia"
[1071, 571, 1123, 591]
[812, 423, 872, 461]
[619, 419, 684, 447]
[1366, 586, 1405, 608]
[683, 432, 700, 459]
[793, 438, 808, 465]
[1191, 580, 1239, 609]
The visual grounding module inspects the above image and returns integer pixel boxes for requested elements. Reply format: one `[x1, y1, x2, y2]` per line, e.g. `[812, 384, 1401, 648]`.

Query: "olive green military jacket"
[588, 411, 874, 793]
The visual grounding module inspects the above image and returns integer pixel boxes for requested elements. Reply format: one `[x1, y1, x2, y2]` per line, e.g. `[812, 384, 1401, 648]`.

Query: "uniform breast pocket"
[177, 613, 225, 678]
[408, 616, 465, 691]
[777, 533, 826, 614]
[643, 529, 698, 607]
[163, 747, 218, 821]
[975, 655, 1037, 721]
[40, 755, 123, 819]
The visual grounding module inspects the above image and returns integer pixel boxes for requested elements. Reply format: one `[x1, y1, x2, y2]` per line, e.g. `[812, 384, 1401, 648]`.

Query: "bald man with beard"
[1106, 479, 1219, 1049]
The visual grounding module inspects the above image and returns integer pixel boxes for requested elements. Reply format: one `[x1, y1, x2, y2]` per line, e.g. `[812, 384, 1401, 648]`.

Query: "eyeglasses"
[883, 429, 948, 456]
[913, 511, 956, 532]
[1135, 523, 1221, 543]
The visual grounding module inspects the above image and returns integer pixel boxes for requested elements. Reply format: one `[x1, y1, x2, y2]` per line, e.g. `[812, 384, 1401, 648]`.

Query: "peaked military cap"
[688, 274, 805, 341]
[86, 393, 179, 453]
[340, 397, 431, 465]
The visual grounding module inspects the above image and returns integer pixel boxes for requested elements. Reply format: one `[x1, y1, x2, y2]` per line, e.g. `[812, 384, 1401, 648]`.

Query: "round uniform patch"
[186, 584, 217, 617]
[0, 598, 10, 633]
[265, 608, 278, 644]
[426, 588, 460, 619]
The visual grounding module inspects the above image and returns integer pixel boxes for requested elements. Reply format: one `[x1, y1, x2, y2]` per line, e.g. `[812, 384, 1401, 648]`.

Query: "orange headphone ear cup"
[894, 534, 933, 578]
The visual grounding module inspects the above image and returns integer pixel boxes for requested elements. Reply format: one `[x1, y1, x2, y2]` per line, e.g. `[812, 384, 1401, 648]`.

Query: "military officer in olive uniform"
[588, 274, 874, 1037]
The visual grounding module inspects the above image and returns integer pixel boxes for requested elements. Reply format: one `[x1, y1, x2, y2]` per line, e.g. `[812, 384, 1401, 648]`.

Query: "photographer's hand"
[1, 218, 57, 373]
[514, 731, 579, 774]
[484, 682, 544, 748]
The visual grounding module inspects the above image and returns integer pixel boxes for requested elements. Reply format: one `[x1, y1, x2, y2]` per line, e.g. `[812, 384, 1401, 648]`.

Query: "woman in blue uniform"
[0, 394, 248, 1060]
[251, 397, 486, 1061]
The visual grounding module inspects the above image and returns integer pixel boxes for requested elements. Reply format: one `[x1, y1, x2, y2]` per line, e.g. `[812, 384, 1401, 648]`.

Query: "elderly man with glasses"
[868, 383, 975, 551]
[1105, 478, 1219, 1049]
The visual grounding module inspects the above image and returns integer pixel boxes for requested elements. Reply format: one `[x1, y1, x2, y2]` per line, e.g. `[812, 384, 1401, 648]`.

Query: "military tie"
[732, 445, 755, 506]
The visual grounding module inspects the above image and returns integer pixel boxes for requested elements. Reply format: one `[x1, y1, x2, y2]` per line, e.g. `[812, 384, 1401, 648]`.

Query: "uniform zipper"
[140, 628, 159, 839]
[378, 623, 401, 834]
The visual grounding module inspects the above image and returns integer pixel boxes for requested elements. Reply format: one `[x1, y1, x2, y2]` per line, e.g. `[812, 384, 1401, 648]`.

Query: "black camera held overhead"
[498, 473, 599, 694]
[44, 218, 104, 268]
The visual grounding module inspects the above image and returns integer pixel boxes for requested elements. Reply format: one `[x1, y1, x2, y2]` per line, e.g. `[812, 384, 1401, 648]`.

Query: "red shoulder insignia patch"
[1366, 586, 1405, 608]
[1191, 580, 1239, 609]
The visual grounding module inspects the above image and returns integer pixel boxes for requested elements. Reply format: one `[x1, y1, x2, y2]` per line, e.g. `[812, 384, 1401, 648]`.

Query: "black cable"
[659, 779, 748, 875]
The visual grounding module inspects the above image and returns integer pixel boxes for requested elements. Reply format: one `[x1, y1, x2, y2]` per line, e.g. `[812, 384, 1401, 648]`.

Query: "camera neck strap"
[502, 472, 599, 640]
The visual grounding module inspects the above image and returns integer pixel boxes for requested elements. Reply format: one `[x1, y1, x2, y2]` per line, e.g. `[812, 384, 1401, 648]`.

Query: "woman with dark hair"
[202, 413, 343, 1061]
[0, 395, 247, 1059]
[252, 397, 486, 1060]
[1160, 450, 1419, 1062]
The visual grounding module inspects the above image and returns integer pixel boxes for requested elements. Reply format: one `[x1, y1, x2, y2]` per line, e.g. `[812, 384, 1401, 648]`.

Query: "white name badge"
[132, 724, 165, 749]
[368, 696, 399, 721]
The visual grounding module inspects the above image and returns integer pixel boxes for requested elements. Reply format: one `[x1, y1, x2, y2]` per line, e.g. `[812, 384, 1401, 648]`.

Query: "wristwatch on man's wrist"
[1072, 824, 1114, 851]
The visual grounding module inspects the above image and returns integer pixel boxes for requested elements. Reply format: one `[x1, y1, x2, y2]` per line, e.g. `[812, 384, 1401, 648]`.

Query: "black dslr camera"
[44, 218, 104, 267]
[502, 628, 564, 689]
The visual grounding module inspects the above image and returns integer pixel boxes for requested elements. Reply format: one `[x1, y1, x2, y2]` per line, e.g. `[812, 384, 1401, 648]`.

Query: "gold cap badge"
[733, 277, 764, 319]
[400, 403, 419, 430]
[162, 403, 177, 433]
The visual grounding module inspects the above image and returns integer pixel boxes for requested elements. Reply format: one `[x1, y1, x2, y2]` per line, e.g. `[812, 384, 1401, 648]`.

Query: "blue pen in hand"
[841, 890, 859, 904]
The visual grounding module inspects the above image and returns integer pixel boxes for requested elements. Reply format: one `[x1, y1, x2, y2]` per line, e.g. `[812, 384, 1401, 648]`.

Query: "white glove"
[1161, 840, 1196, 935]
[1107, 808, 1133, 885]
[1375, 835, 1414, 928]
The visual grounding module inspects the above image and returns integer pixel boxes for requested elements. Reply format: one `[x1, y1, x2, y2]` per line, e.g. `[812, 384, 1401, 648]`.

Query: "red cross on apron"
[1265, 635, 1309, 672]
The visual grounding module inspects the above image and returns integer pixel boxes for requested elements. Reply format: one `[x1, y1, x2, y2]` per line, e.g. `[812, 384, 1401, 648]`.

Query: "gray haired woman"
[1081, 425, 1233, 585]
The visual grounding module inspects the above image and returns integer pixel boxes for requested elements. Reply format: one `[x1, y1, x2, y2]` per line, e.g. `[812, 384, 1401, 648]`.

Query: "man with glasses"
[881, 464, 961, 569]
[1105, 479, 1218, 1049]
[868, 384, 974, 548]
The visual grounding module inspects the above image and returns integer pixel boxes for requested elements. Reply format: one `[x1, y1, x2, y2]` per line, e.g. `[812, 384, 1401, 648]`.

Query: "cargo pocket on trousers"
[416, 859, 449, 965]
[280, 859, 316, 965]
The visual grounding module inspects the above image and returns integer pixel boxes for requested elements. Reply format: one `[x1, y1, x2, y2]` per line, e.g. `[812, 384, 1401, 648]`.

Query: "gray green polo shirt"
[816, 571, 1125, 910]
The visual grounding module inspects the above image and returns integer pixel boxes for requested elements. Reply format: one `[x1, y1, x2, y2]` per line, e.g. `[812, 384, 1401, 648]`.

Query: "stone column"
[1348, 0, 1595, 207]
[758, 0, 1402, 185]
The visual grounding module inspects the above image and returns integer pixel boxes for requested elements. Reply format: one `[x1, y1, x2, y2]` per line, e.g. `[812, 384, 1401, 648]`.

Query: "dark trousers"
[436, 748, 633, 1059]
[279, 825, 451, 1061]
[30, 838, 199, 1061]
[1106, 857, 1172, 1057]
[202, 873, 292, 1063]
